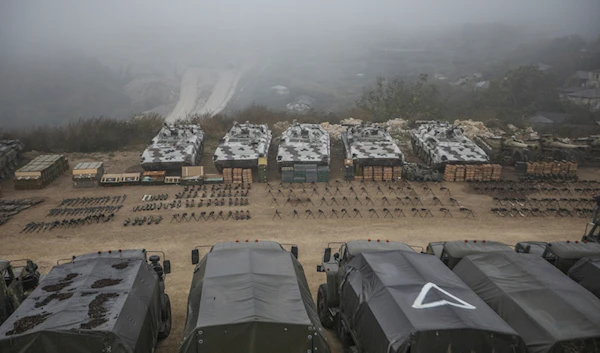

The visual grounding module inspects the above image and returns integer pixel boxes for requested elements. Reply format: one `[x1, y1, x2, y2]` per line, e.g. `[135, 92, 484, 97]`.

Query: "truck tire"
[317, 284, 334, 328]
[158, 295, 172, 339]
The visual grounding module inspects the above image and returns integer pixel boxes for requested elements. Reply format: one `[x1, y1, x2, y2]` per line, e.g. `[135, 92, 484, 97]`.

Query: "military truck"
[454, 251, 600, 353]
[341, 123, 404, 168]
[474, 135, 533, 165]
[317, 240, 526, 353]
[568, 256, 600, 299]
[277, 121, 330, 168]
[582, 221, 600, 243]
[538, 241, 600, 274]
[0, 249, 172, 352]
[0, 140, 24, 180]
[410, 121, 489, 169]
[213, 122, 272, 172]
[141, 124, 204, 171]
[0, 259, 39, 325]
[425, 240, 513, 269]
[181, 240, 330, 353]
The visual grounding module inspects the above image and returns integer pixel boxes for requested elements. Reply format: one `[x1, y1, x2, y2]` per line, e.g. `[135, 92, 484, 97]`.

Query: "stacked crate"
[551, 162, 561, 175]
[481, 165, 492, 181]
[363, 166, 373, 181]
[14, 155, 68, 190]
[383, 167, 393, 181]
[72, 162, 104, 188]
[455, 166, 466, 181]
[492, 165, 502, 181]
[257, 157, 268, 183]
[567, 161, 578, 175]
[474, 166, 484, 181]
[233, 168, 243, 183]
[393, 166, 402, 181]
[281, 167, 294, 183]
[317, 166, 329, 182]
[294, 164, 306, 183]
[542, 162, 552, 175]
[526, 162, 535, 175]
[242, 169, 253, 184]
[465, 165, 476, 181]
[373, 166, 383, 181]
[305, 164, 318, 183]
[222, 168, 233, 184]
[559, 162, 569, 176]
[533, 162, 543, 175]
[444, 165, 457, 181]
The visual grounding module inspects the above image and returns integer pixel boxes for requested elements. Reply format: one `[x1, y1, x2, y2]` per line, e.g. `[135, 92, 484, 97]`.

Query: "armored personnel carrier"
[0, 140, 24, 180]
[141, 124, 204, 171]
[527, 135, 589, 162]
[574, 135, 600, 163]
[0, 249, 172, 353]
[276, 121, 330, 168]
[182, 241, 330, 353]
[474, 135, 533, 164]
[317, 240, 526, 353]
[341, 123, 403, 167]
[411, 121, 489, 169]
[213, 122, 272, 172]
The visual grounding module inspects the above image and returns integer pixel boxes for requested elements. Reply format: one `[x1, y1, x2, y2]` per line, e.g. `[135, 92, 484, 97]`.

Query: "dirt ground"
[1, 152, 599, 352]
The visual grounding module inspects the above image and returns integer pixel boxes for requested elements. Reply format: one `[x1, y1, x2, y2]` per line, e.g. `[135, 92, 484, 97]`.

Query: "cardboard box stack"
[444, 165, 457, 182]
[383, 167, 393, 181]
[363, 166, 373, 181]
[373, 166, 383, 181]
[222, 168, 233, 184]
[233, 168, 243, 183]
[243, 169, 253, 184]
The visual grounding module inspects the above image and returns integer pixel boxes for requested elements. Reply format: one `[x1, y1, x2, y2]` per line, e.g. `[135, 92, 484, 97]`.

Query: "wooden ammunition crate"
[242, 169, 253, 184]
[383, 167, 393, 181]
[393, 166, 402, 180]
[444, 165, 456, 182]
[363, 166, 373, 181]
[455, 166, 466, 181]
[373, 166, 383, 181]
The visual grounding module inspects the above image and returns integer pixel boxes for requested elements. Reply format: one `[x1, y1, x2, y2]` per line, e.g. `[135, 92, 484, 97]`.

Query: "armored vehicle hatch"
[411, 121, 489, 168]
[213, 122, 272, 172]
[277, 122, 330, 167]
[141, 124, 204, 171]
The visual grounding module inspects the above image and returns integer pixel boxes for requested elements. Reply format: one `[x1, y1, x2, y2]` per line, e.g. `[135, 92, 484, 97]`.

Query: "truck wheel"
[317, 284, 334, 328]
[158, 295, 172, 339]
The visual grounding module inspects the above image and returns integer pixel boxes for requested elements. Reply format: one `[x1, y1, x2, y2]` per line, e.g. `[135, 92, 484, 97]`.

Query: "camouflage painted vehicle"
[525, 135, 589, 162]
[183, 241, 330, 353]
[402, 162, 442, 181]
[0, 259, 40, 326]
[276, 121, 330, 168]
[341, 123, 403, 167]
[474, 135, 533, 164]
[411, 121, 489, 169]
[0, 140, 24, 180]
[213, 122, 272, 172]
[573, 135, 600, 164]
[141, 124, 204, 171]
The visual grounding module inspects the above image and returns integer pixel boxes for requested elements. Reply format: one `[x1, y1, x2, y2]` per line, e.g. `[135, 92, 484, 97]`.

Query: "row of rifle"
[20, 214, 115, 232]
[490, 207, 593, 218]
[170, 210, 251, 222]
[133, 198, 250, 212]
[59, 195, 126, 206]
[47, 205, 123, 217]
[272, 207, 475, 219]
[270, 196, 461, 208]
[176, 191, 250, 199]
[124, 216, 163, 226]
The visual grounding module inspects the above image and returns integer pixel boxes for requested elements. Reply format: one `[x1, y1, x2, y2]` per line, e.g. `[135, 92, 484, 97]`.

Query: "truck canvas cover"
[180, 246, 330, 353]
[0, 250, 161, 353]
[568, 256, 600, 299]
[454, 252, 600, 353]
[341, 250, 524, 353]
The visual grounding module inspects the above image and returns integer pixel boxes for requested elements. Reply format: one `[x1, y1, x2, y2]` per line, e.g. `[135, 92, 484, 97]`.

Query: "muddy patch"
[34, 293, 74, 308]
[7, 312, 52, 335]
[80, 293, 119, 329]
[42, 273, 79, 292]
[111, 262, 129, 270]
[91, 278, 122, 289]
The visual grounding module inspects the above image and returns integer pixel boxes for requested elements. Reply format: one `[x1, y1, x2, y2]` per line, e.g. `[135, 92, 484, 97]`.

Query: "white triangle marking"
[412, 282, 476, 310]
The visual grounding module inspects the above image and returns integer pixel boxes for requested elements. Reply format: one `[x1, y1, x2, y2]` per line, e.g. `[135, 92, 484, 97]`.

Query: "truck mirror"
[524, 245, 531, 254]
[291, 245, 299, 259]
[163, 260, 171, 274]
[191, 249, 199, 265]
[323, 248, 331, 262]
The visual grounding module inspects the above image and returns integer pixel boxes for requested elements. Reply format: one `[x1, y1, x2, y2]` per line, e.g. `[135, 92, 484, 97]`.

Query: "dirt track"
[1, 154, 598, 352]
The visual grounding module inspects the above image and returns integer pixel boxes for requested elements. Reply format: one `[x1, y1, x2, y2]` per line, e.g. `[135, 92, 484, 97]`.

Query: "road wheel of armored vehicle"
[158, 294, 172, 339]
[317, 284, 334, 328]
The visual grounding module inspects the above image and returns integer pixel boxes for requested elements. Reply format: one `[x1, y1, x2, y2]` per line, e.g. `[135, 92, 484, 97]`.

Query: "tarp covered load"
[0, 250, 161, 353]
[341, 250, 525, 353]
[568, 256, 600, 299]
[180, 245, 330, 353]
[454, 252, 600, 353]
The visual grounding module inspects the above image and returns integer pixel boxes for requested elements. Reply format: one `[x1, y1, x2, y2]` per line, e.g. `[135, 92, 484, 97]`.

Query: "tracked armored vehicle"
[277, 121, 330, 168]
[474, 135, 533, 164]
[213, 122, 272, 172]
[526, 135, 589, 162]
[0, 259, 39, 325]
[0, 249, 172, 353]
[574, 135, 600, 163]
[182, 241, 330, 353]
[411, 121, 489, 169]
[341, 123, 403, 167]
[0, 140, 24, 180]
[141, 124, 204, 171]
[455, 251, 600, 353]
[317, 240, 526, 353]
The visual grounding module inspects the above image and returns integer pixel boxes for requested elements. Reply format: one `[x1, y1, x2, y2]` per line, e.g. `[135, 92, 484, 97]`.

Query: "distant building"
[536, 63, 553, 72]
[270, 85, 289, 96]
[475, 81, 489, 89]
[563, 88, 600, 109]
[572, 70, 600, 88]
[526, 112, 571, 125]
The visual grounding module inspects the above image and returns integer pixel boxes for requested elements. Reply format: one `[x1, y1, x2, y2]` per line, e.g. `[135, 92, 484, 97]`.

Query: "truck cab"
[427, 240, 513, 269]
[583, 221, 600, 243]
[541, 241, 600, 273]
